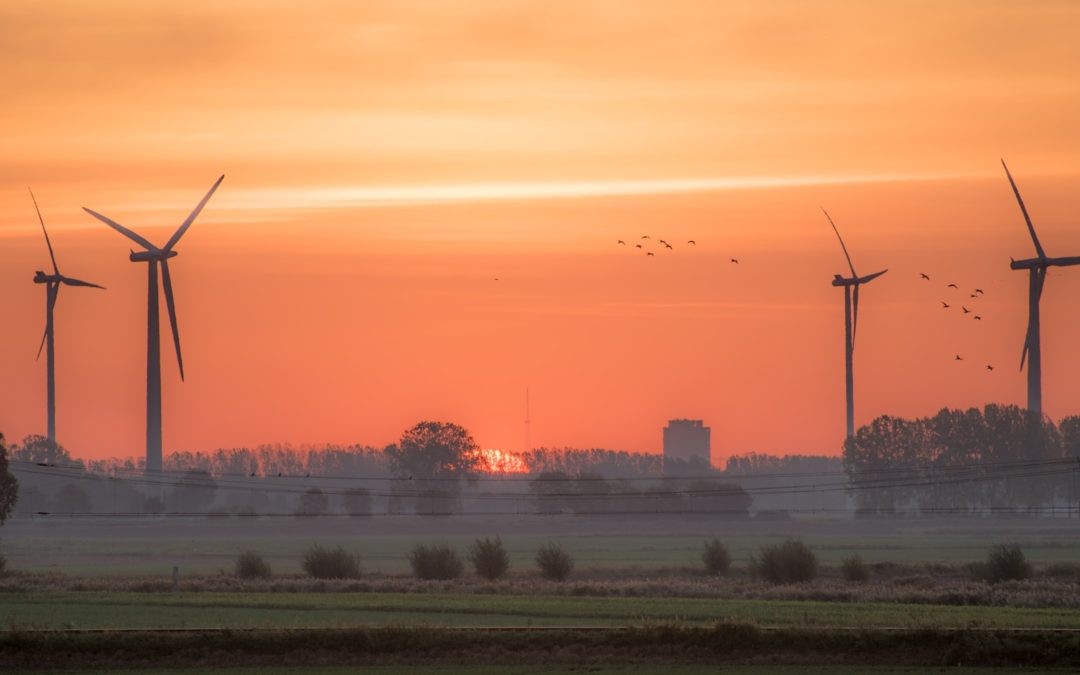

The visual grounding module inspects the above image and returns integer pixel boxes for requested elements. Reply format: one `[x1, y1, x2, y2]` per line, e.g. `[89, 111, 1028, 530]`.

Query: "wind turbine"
[83, 176, 224, 494]
[30, 190, 105, 457]
[824, 209, 888, 439]
[1001, 160, 1080, 417]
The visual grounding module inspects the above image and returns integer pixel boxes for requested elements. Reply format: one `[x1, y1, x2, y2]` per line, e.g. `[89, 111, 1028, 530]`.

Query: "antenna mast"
[524, 386, 532, 453]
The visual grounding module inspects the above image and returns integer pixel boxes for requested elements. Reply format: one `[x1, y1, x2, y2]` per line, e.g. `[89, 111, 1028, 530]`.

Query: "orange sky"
[2, 1, 1080, 462]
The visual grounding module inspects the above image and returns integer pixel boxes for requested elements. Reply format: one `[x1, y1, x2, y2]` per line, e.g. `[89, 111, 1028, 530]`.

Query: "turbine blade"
[164, 175, 224, 252]
[852, 283, 859, 350]
[1001, 159, 1046, 259]
[858, 269, 888, 284]
[60, 276, 106, 290]
[1020, 328, 1030, 371]
[161, 259, 184, 381]
[37, 284, 59, 360]
[30, 188, 59, 276]
[83, 208, 157, 251]
[822, 208, 857, 278]
[36, 325, 48, 360]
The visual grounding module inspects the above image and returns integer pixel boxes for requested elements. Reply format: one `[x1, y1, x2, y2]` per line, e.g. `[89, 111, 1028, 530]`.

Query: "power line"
[15, 504, 1080, 519]
[13, 455, 1074, 483]
[13, 459, 1076, 503]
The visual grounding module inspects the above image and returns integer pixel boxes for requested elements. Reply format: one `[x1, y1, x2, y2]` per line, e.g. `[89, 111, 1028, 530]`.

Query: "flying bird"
[494, 278, 500, 282]
[658, 239, 668, 245]
[970, 293, 978, 298]
[974, 288, 984, 295]
[986, 365, 994, 371]
[920, 273, 931, 280]
[617, 240, 625, 245]
[955, 355, 963, 361]
[947, 283, 958, 289]
[687, 240, 696, 245]
[641, 235, 650, 239]
[635, 244, 643, 249]
[646, 252, 655, 257]
[730, 258, 739, 264]
[941, 301, 951, 308]
[974, 315, 983, 320]
[664, 243, 673, 250]
[962, 306, 971, 314]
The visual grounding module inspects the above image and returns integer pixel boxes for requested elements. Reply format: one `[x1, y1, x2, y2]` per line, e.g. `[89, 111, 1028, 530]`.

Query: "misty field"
[5, 515, 1080, 575]
[5, 590, 1080, 630]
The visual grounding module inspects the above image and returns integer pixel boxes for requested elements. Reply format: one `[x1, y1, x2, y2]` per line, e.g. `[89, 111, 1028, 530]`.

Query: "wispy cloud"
[221, 173, 968, 211]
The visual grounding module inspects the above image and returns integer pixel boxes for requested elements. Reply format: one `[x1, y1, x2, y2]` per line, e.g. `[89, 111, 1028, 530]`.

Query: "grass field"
[5, 591, 1080, 630]
[6, 516, 1080, 576]
[4, 625, 1080, 671]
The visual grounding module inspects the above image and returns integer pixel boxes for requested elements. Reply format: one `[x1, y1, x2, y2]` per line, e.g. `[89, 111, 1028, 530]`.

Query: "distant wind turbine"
[824, 209, 887, 440]
[30, 190, 105, 456]
[83, 175, 224, 493]
[1001, 160, 1080, 416]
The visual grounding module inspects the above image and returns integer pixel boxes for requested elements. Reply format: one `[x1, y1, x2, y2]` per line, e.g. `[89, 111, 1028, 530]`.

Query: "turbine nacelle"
[129, 249, 178, 263]
[831, 269, 888, 287]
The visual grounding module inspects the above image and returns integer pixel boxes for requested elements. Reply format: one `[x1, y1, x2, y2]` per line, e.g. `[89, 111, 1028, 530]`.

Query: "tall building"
[663, 419, 711, 470]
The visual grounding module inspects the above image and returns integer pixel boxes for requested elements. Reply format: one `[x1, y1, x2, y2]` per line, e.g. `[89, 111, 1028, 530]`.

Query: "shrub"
[235, 550, 272, 579]
[295, 488, 329, 516]
[408, 544, 464, 580]
[840, 554, 869, 582]
[701, 538, 731, 576]
[986, 544, 1031, 583]
[749, 539, 817, 584]
[535, 542, 574, 581]
[468, 536, 510, 581]
[1042, 562, 1080, 581]
[301, 544, 361, 579]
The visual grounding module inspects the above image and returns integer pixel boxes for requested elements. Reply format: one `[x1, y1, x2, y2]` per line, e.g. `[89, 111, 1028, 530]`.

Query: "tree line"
[844, 404, 1080, 514]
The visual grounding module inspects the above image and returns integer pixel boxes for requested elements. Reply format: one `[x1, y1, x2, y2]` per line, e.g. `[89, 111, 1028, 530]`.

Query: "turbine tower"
[1001, 160, 1080, 417]
[824, 209, 887, 439]
[30, 190, 105, 458]
[83, 176, 223, 494]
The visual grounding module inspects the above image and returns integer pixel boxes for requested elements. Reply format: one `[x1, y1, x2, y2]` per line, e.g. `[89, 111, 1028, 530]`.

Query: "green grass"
[4, 591, 1080, 630]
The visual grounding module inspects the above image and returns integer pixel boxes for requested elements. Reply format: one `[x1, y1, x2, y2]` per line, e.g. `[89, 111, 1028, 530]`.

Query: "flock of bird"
[616, 235, 738, 263]
[918, 273, 995, 371]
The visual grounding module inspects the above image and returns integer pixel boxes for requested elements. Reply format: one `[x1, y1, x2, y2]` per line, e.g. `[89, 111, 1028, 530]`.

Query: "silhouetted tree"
[682, 480, 752, 517]
[167, 469, 217, 513]
[340, 487, 373, 516]
[845, 405, 1070, 514]
[11, 434, 77, 467]
[0, 434, 18, 524]
[385, 421, 481, 514]
[569, 472, 612, 514]
[54, 483, 91, 514]
[529, 470, 571, 514]
[296, 487, 329, 516]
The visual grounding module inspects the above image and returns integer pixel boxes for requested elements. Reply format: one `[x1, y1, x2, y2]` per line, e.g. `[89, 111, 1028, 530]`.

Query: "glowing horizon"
[3, 1, 1080, 463]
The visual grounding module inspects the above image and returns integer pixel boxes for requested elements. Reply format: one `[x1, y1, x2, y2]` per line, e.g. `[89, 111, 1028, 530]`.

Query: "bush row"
[237, 538, 575, 582]
[233, 539, 1036, 585]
